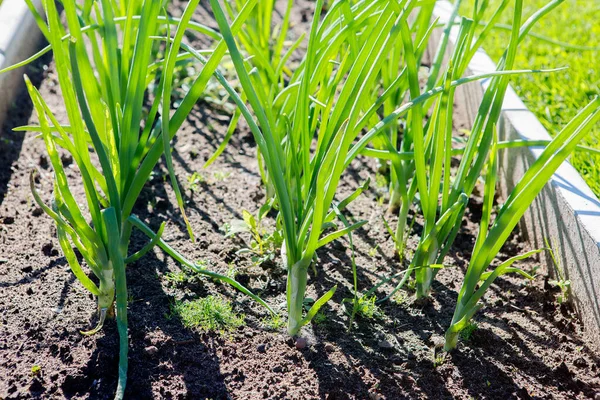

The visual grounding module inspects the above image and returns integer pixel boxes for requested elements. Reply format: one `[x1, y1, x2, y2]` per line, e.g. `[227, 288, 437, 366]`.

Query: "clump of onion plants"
[9, 0, 272, 398]
[445, 96, 600, 350]
[364, 0, 570, 301]
[209, 0, 419, 335]
[209, 0, 543, 335]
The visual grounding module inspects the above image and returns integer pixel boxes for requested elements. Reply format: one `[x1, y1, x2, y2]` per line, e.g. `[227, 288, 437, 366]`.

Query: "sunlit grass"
[460, 0, 600, 196]
[173, 295, 245, 333]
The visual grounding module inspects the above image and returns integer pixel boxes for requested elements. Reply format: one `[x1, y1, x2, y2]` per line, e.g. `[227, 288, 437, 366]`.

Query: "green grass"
[347, 295, 381, 320]
[261, 313, 286, 331]
[173, 295, 245, 333]
[460, 0, 600, 196]
[459, 321, 478, 341]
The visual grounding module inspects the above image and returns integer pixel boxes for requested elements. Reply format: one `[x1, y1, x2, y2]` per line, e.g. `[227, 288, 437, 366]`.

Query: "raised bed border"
[0, 0, 44, 126]
[431, 0, 600, 352]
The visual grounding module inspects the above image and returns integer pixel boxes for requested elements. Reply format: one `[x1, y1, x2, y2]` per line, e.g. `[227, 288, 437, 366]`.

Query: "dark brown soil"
[1, 2, 600, 399]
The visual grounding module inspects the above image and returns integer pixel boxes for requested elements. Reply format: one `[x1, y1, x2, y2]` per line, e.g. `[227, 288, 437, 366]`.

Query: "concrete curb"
[0, 0, 44, 126]
[431, 1, 600, 352]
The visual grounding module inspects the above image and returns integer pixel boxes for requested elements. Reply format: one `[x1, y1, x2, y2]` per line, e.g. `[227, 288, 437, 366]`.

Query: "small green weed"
[350, 295, 381, 320]
[433, 352, 447, 367]
[549, 278, 571, 305]
[460, 322, 479, 341]
[261, 313, 285, 331]
[224, 209, 282, 266]
[368, 245, 379, 258]
[173, 295, 245, 333]
[392, 291, 410, 306]
[374, 173, 388, 190]
[31, 365, 41, 376]
[312, 312, 327, 325]
[213, 171, 231, 181]
[226, 262, 238, 279]
[164, 271, 189, 284]
[127, 290, 136, 303]
[186, 172, 206, 193]
[545, 238, 571, 304]
[164, 262, 209, 286]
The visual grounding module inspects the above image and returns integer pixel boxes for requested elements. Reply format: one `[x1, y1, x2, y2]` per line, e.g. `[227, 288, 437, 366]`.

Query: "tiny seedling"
[225, 208, 283, 266]
[226, 262, 239, 279]
[433, 351, 447, 368]
[31, 365, 41, 377]
[545, 238, 571, 304]
[368, 245, 379, 258]
[312, 312, 328, 325]
[213, 171, 232, 182]
[164, 271, 190, 285]
[375, 173, 389, 191]
[549, 279, 571, 305]
[392, 291, 410, 306]
[186, 172, 206, 193]
[127, 291, 136, 304]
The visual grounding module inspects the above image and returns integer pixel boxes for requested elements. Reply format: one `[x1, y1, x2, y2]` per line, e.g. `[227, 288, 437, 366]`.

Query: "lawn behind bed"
[460, 0, 600, 196]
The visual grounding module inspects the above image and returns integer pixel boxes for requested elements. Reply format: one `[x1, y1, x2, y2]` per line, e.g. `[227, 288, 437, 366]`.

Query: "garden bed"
[1, 1, 600, 399]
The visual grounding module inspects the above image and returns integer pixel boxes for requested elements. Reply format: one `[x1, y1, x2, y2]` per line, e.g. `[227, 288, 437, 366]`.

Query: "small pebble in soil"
[295, 337, 308, 350]
[145, 346, 158, 356]
[272, 366, 283, 373]
[369, 390, 384, 400]
[324, 343, 335, 353]
[257, 343, 267, 353]
[378, 340, 394, 350]
[573, 357, 588, 369]
[32, 207, 43, 217]
[390, 355, 403, 365]
[42, 242, 57, 257]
